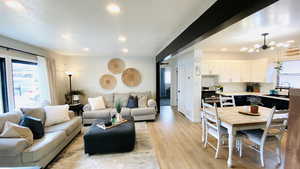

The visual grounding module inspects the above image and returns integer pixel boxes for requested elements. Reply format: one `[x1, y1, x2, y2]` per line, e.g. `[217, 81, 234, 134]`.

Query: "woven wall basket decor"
[108, 58, 125, 74]
[99, 74, 117, 90]
[122, 68, 141, 87]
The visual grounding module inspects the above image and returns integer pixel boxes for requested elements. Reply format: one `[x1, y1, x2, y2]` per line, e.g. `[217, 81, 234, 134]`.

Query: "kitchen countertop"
[217, 92, 289, 101]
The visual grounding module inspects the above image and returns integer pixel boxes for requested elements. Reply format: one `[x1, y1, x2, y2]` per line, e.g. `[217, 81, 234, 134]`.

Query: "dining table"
[207, 106, 273, 168]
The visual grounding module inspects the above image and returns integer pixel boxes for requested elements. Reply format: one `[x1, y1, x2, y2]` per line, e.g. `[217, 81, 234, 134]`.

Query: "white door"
[177, 59, 193, 118]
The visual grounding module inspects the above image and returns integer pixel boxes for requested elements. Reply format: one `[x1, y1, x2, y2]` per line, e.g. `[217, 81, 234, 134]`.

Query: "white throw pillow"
[88, 96, 106, 110]
[44, 105, 70, 127]
[0, 121, 33, 145]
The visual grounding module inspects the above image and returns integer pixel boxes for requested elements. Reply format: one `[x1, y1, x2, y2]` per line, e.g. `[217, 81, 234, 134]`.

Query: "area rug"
[47, 122, 160, 169]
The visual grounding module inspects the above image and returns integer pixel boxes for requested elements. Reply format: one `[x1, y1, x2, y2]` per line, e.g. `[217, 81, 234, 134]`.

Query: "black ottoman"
[84, 118, 135, 155]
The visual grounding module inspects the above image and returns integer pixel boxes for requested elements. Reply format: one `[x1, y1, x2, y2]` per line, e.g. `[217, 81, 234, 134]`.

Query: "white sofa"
[83, 92, 157, 124]
[0, 111, 82, 168]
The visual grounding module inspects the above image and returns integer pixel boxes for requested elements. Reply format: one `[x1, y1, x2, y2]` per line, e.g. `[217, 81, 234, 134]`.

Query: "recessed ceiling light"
[270, 47, 275, 50]
[106, 3, 120, 14]
[61, 33, 71, 40]
[118, 36, 127, 42]
[255, 49, 260, 53]
[221, 48, 228, 52]
[122, 48, 128, 53]
[83, 48, 89, 51]
[240, 47, 248, 52]
[287, 40, 295, 43]
[5, 0, 24, 10]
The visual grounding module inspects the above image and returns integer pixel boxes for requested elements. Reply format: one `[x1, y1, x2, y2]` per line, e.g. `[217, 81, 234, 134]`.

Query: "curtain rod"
[0, 45, 45, 57]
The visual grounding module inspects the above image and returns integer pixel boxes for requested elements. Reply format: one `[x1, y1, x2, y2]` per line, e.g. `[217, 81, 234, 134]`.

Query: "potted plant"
[115, 99, 123, 122]
[247, 97, 263, 114]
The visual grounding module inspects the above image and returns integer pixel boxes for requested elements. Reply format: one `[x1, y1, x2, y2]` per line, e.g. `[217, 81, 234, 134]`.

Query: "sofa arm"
[148, 99, 157, 110]
[83, 104, 91, 112]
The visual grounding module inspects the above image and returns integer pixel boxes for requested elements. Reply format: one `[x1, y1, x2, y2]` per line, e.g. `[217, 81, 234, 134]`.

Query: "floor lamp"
[65, 72, 73, 103]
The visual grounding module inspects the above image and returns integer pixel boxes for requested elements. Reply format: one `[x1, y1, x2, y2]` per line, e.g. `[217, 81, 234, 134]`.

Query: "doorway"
[160, 64, 171, 106]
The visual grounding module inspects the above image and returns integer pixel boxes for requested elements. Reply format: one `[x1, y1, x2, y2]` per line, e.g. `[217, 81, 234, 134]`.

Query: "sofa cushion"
[44, 105, 70, 127]
[45, 117, 81, 136]
[114, 93, 130, 107]
[0, 138, 31, 157]
[20, 108, 46, 125]
[103, 94, 114, 108]
[131, 107, 156, 116]
[138, 95, 148, 108]
[22, 131, 67, 163]
[0, 121, 34, 145]
[131, 91, 152, 99]
[127, 96, 138, 108]
[0, 112, 22, 133]
[88, 96, 106, 110]
[20, 115, 44, 139]
[83, 109, 111, 119]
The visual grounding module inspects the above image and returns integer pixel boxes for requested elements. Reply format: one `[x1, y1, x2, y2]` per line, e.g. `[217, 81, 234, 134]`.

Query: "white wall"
[175, 48, 201, 122]
[55, 55, 156, 104]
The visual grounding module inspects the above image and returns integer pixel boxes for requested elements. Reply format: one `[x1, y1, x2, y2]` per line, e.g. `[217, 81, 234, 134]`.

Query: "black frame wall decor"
[155, 0, 278, 112]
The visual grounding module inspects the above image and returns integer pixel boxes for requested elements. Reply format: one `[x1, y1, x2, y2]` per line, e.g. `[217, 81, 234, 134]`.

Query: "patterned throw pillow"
[138, 95, 148, 108]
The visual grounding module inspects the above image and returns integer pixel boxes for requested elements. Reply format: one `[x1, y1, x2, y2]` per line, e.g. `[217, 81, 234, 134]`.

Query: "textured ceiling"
[0, 0, 216, 57]
[198, 0, 300, 52]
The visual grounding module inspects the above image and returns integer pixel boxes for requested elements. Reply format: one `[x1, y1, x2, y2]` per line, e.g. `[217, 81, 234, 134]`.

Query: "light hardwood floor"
[147, 106, 286, 169]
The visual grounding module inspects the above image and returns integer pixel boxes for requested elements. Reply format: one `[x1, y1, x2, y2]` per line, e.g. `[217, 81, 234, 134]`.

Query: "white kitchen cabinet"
[239, 61, 251, 82]
[201, 58, 272, 83]
[250, 58, 268, 82]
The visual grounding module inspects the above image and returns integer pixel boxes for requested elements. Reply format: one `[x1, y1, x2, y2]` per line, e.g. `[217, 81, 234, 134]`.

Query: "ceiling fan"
[260, 33, 273, 50]
[240, 33, 295, 53]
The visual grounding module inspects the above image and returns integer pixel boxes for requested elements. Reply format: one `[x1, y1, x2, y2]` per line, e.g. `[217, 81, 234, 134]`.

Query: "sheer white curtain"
[37, 56, 57, 105]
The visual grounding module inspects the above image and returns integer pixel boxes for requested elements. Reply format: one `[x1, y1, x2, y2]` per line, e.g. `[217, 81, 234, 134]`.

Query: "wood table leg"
[227, 126, 236, 168]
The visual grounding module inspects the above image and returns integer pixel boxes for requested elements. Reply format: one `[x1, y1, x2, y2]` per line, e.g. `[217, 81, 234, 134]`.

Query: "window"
[164, 69, 171, 84]
[0, 58, 8, 113]
[279, 60, 300, 88]
[12, 60, 40, 110]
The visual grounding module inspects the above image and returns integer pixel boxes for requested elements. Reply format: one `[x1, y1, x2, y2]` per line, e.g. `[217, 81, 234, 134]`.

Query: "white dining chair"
[219, 95, 236, 107]
[240, 107, 288, 167]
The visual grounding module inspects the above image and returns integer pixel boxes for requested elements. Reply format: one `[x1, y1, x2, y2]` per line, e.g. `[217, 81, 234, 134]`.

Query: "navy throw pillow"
[127, 95, 138, 108]
[20, 115, 44, 139]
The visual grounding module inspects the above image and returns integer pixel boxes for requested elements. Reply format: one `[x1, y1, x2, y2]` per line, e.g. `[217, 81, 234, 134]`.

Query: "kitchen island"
[217, 92, 289, 110]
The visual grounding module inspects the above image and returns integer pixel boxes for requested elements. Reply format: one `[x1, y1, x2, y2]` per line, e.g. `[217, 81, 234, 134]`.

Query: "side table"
[69, 103, 84, 116]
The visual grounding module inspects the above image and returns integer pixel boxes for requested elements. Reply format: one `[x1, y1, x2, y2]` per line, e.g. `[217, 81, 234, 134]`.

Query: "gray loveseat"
[0, 111, 82, 168]
[83, 92, 157, 125]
